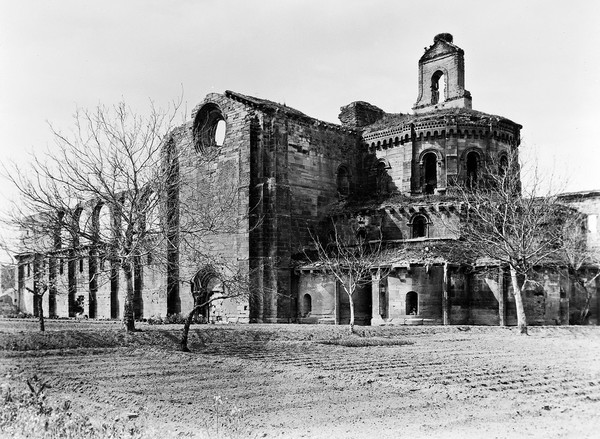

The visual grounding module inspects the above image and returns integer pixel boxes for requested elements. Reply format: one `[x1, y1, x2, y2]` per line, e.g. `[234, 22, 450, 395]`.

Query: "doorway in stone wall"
[191, 268, 223, 323]
[406, 291, 419, 315]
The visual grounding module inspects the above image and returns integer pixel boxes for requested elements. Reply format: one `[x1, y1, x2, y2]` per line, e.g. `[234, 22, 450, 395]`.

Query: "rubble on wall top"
[224, 90, 356, 133]
[362, 107, 521, 137]
[225, 90, 309, 119]
[557, 190, 600, 201]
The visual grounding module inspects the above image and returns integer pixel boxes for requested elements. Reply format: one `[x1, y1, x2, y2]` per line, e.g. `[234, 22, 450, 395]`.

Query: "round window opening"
[193, 103, 226, 152]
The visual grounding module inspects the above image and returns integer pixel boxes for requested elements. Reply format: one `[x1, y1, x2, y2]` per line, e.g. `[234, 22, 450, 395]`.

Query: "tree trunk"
[37, 295, 45, 332]
[123, 262, 136, 332]
[509, 266, 528, 335]
[348, 292, 355, 334]
[181, 305, 201, 352]
[578, 280, 592, 324]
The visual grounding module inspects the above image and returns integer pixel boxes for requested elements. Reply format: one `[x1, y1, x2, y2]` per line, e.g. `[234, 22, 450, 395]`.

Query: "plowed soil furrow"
[2, 324, 600, 439]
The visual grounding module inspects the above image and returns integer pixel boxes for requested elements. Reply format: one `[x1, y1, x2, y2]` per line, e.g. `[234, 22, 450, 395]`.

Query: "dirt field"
[1, 320, 599, 438]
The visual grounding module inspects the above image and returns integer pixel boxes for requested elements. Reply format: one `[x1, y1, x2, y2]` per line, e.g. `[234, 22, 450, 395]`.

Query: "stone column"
[436, 158, 445, 194]
[371, 272, 385, 326]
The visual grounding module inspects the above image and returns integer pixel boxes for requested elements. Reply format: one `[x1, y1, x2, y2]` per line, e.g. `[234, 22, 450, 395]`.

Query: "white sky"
[1, 0, 599, 260]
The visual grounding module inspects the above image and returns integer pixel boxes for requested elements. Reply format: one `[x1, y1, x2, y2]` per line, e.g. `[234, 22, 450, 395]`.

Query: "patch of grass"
[1, 376, 256, 439]
[1, 376, 145, 438]
[319, 336, 414, 347]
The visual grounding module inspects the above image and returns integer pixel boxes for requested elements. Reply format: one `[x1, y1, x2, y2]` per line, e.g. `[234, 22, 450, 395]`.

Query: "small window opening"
[302, 294, 312, 317]
[59, 259, 64, 275]
[147, 253, 153, 265]
[79, 259, 84, 273]
[466, 152, 479, 189]
[27, 264, 31, 277]
[406, 291, 418, 315]
[214, 119, 226, 146]
[431, 71, 446, 104]
[412, 215, 428, 239]
[423, 152, 437, 194]
[337, 166, 350, 198]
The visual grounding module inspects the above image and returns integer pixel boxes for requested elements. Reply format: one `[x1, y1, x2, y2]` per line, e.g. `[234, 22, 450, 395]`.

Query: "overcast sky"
[1, 0, 599, 260]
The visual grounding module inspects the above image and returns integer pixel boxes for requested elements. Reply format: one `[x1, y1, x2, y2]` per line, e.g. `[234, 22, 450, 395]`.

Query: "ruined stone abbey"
[16, 34, 600, 326]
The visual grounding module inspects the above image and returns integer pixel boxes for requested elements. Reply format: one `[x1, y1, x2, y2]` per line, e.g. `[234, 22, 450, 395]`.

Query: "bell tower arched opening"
[431, 70, 446, 105]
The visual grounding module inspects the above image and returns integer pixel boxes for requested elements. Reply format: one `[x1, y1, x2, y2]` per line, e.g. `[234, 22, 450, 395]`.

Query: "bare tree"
[451, 150, 564, 334]
[3, 101, 180, 332]
[306, 219, 389, 334]
[25, 254, 50, 331]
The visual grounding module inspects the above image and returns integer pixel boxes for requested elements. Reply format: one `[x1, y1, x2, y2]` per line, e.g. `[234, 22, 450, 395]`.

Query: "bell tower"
[413, 33, 472, 114]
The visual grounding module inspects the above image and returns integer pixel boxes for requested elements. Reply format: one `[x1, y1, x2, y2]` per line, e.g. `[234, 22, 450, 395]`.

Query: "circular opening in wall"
[214, 119, 226, 146]
[193, 103, 226, 153]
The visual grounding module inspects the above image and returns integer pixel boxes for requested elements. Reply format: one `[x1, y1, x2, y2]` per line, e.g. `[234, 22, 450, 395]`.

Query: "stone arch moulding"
[373, 158, 391, 170]
[418, 149, 443, 164]
[460, 146, 484, 162]
[409, 213, 431, 239]
[192, 102, 227, 153]
[460, 148, 484, 173]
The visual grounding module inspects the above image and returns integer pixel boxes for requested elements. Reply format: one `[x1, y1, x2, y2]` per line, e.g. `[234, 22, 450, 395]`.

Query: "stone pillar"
[498, 266, 506, 326]
[436, 158, 445, 194]
[442, 262, 450, 325]
[371, 272, 385, 326]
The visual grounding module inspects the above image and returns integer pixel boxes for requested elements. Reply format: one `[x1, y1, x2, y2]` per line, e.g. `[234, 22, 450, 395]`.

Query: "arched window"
[422, 152, 437, 194]
[412, 215, 428, 239]
[431, 70, 446, 104]
[466, 151, 479, 189]
[406, 291, 418, 315]
[193, 103, 226, 153]
[302, 294, 312, 317]
[337, 166, 350, 198]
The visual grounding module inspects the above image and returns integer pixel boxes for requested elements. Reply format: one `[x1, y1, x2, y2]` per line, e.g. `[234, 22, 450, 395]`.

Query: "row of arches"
[52, 192, 161, 250]
[366, 129, 517, 151]
[301, 291, 419, 320]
